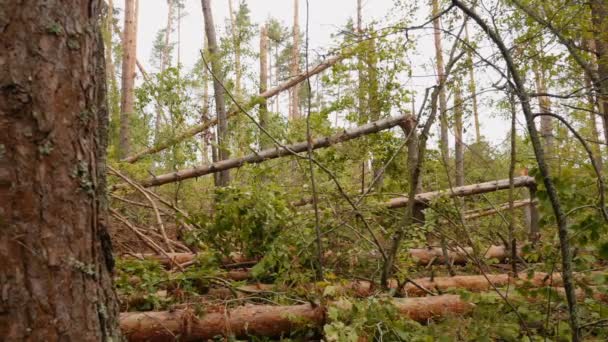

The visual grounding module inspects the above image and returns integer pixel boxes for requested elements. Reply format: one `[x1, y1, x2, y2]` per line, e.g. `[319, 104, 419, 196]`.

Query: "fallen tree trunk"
[408, 245, 513, 265]
[119, 295, 473, 341]
[135, 115, 412, 187]
[208, 272, 569, 300]
[121, 53, 350, 164]
[386, 176, 536, 209]
[125, 252, 257, 268]
[463, 199, 535, 220]
[130, 244, 513, 270]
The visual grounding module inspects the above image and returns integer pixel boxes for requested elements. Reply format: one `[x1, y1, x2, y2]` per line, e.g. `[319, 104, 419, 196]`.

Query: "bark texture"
[119, 0, 138, 158]
[0, 0, 121, 339]
[591, 0, 608, 147]
[202, 0, 231, 187]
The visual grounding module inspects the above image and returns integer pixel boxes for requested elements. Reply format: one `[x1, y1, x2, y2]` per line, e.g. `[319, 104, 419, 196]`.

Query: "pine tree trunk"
[432, 0, 450, 161]
[465, 22, 481, 143]
[119, 0, 139, 158]
[259, 24, 271, 149]
[290, 0, 301, 120]
[0, 0, 121, 339]
[202, 0, 231, 186]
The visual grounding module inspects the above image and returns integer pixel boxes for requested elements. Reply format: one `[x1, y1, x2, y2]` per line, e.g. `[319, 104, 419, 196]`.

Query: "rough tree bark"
[119, 0, 139, 158]
[0, 0, 121, 339]
[259, 24, 271, 149]
[591, 0, 608, 147]
[202, 0, 231, 186]
[290, 0, 301, 120]
[432, 0, 450, 161]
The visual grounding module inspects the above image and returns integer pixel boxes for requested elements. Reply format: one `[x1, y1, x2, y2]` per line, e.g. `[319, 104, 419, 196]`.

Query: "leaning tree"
[0, 0, 121, 339]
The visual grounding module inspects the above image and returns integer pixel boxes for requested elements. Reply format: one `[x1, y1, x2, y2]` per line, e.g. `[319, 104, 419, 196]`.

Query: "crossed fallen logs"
[119, 266, 607, 341]
[119, 295, 473, 341]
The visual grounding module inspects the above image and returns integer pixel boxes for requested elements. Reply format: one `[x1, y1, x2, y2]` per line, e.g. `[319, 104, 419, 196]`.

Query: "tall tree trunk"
[591, 0, 608, 147]
[432, 0, 450, 161]
[454, 82, 465, 187]
[119, 0, 139, 158]
[356, 0, 368, 190]
[533, 57, 554, 165]
[290, 0, 301, 120]
[259, 24, 271, 149]
[465, 22, 481, 143]
[202, 0, 231, 186]
[103, 0, 121, 144]
[201, 35, 212, 164]
[585, 39, 603, 170]
[368, 37, 384, 190]
[275, 44, 280, 114]
[229, 0, 242, 98]
[0, 0, 121, 339]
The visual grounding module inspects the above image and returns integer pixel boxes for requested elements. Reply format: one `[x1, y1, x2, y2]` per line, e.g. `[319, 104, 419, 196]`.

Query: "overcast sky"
[115, 0, 516, 147]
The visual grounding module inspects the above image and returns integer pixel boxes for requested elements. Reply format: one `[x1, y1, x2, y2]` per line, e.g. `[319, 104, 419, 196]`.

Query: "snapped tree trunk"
[0, 0, 121, 339]
[119, 0, 139, 158]
[202, 0, 231, 186]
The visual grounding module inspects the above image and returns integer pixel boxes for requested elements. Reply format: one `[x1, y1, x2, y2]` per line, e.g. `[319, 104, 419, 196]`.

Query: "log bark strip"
[386, 176, 536, 209]
[135, 115, 412, 187]
[121, 52, 350, 163]
[120, 295, 473, 341]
